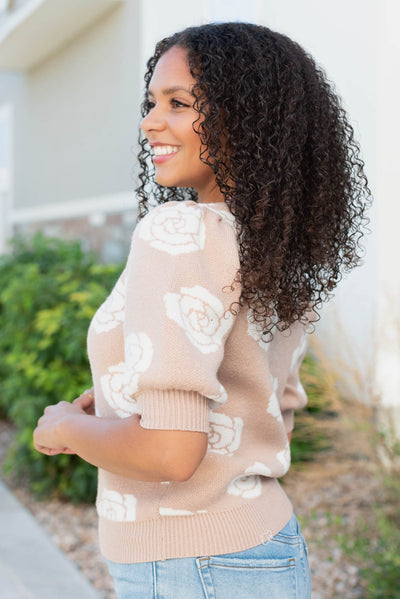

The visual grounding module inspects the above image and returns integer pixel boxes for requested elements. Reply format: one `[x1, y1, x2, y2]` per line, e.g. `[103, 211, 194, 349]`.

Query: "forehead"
[149, 46, 195, 91]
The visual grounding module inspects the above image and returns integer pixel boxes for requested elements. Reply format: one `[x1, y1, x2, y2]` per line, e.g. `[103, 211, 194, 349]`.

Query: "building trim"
[0, 0, 124, 70]
[11, 191, 137, 224]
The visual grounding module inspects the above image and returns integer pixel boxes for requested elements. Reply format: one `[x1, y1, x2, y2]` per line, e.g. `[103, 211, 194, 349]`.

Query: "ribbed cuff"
[281, 409, 294, 434]
[136, 389, 210, 432]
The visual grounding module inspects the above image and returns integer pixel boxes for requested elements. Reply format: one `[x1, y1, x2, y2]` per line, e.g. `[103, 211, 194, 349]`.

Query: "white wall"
[12, 0, 141, 209]
[138, 0, 205, 85]
[374, 0, 400, 427]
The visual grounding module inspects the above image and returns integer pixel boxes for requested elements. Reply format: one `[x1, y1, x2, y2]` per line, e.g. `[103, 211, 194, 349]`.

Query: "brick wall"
[13, 209, 138, 264]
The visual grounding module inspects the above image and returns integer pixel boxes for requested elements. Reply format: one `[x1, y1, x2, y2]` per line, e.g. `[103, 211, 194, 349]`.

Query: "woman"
[34, 22, 372, 599]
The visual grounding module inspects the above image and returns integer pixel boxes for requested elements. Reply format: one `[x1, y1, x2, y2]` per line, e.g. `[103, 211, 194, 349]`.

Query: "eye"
[171, 99, 190, 108]
[143, 98, 155, 113]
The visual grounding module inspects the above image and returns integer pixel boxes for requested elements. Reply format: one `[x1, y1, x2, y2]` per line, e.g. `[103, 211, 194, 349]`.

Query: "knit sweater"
[87, 199, 311, 564]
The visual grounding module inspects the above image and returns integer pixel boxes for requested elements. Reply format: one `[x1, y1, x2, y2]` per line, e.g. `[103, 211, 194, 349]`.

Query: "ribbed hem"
[136, 389, 210, 432]
[99, 480, 293, 564]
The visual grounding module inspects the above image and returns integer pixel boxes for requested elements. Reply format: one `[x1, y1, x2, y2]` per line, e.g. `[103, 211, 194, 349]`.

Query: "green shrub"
[291, 352, 335, 464]
[338, 504, 400, 598]
[0, 233, 123, 502]
[338, 455, 400, 598]
[363, 511, 400, 598]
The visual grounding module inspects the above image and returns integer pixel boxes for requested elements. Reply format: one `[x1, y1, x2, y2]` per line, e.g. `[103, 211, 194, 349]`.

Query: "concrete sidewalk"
[0, 480, 101, 599]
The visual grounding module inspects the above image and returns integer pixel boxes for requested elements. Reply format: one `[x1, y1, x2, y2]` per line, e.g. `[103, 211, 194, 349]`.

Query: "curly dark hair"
[135, 22, 372, 341]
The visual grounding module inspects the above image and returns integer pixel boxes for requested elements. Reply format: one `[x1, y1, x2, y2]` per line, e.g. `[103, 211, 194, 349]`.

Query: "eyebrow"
[147, 86, 194, 97]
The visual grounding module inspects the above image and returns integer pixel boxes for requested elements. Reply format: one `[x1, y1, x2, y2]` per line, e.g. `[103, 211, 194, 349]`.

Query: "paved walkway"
[0, 480, 101, 599]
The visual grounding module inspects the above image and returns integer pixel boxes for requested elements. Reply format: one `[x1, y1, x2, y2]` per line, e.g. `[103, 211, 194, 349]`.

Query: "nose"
[140, 105, 165, 134]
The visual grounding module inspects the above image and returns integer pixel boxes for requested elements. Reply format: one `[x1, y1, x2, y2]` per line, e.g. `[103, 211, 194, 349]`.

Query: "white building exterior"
[0, 0, 397, 428]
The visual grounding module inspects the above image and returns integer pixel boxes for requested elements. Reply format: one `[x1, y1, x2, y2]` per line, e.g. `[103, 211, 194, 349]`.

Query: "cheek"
[184, 128, 202, 155]
[184, 129, 210, 168]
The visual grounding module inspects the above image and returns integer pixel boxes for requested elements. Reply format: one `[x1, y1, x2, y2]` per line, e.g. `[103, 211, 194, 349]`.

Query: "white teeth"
[152, 145, 180, 156]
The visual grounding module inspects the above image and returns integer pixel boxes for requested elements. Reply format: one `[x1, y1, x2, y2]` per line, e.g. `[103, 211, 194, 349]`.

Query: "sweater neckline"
[198, 202, 229, 209]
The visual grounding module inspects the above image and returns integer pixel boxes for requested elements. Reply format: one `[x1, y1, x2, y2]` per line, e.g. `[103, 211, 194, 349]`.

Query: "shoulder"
[135, 201, 238, 258]
[137, 200, 203, 229]
[138, 200, 235, 225]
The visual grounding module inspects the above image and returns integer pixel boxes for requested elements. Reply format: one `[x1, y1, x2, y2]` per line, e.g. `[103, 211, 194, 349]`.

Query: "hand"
[33, 401, 87, 456]
[73, 388, 95, 415]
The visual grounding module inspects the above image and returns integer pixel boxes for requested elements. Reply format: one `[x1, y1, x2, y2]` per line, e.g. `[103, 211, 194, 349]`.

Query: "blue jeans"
[106, 513, 311, 598]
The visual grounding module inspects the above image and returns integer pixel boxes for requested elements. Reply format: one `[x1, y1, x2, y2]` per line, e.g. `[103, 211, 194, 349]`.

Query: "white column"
[0, 103, 13, 254]
[374, 0, 400, 437]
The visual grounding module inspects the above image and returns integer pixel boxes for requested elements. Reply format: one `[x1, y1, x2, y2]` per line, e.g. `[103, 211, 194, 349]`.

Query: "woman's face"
[140, 46, 219, 201]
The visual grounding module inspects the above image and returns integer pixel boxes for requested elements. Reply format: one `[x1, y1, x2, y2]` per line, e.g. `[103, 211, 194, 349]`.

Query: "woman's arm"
[33, 401, 208, 482]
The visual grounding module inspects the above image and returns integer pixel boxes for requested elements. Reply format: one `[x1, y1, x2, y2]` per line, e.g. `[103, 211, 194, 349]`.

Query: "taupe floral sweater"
[87, 200, 311, 564]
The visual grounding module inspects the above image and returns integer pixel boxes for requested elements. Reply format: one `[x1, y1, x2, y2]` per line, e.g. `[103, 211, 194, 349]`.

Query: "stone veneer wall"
[12, 209, 138, 265]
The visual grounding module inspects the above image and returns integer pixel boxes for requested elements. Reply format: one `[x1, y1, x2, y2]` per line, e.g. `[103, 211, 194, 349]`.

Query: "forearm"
[60, 413, 173, 482]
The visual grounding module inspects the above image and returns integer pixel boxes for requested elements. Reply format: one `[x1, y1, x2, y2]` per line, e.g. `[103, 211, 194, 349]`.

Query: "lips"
[150, 143, 181, 164]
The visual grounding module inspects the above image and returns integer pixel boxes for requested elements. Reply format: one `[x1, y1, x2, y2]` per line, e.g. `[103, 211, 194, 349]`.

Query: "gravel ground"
[0, 398, 385, 599]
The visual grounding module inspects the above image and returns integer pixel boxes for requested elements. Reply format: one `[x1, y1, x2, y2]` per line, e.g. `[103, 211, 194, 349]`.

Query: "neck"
[196, 183, 225, 205]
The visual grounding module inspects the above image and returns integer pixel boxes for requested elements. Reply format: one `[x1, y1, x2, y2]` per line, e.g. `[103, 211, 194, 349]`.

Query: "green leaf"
[0, 232, 123, 502]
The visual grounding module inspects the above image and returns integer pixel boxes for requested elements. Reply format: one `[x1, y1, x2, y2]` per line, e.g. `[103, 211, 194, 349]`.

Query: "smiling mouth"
[152, 145, 180, 156]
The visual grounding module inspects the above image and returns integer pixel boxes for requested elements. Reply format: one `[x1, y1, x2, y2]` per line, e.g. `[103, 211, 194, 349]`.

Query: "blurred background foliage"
[0, 233, 123, 502]
[291, 351, 336, 464]
[0, 233, 333, 503]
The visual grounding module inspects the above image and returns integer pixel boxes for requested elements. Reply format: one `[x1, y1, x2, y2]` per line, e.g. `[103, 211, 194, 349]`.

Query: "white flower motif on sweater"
[206, 383, 228, 407]
[164, 285, 234, 354]
[247, 309, 270, 353]
[97, 489, 137, 522]
[100, 332, 153, 417]
[266, 375, 283, 422]
[100, 362, 140, 418]
[208, 412, 244, 456]
[246, 308, 278, 352]
[91, 271, 127, 333]
[124, 332, 154, 395]
[297, 380, 307, 401]
[227, 460, 274, 498]
[138, 203, 206, 255]
[245, 461, 273, 477]
[290, 332, 307, 372]
[158, 508, 208, 516]
[227, 474, 262, 499]
[276, 443, 291, 475]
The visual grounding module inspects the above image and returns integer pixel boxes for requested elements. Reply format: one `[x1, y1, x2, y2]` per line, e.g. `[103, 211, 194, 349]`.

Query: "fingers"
[73, 395, 92, 409]
[34, 443, 75, 456]
[43, 401, 70, 415]
[34, 390, 95, 456]
[73, 391, 95, 415]
[41, 392, 95, 417]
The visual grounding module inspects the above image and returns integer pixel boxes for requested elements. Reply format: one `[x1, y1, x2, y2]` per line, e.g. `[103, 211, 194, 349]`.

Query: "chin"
[154, 174, 189, 188]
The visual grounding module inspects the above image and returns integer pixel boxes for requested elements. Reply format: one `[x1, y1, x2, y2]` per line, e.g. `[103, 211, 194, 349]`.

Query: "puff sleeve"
[122, 201, 240, 433]
[280, 331, 309, 434]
